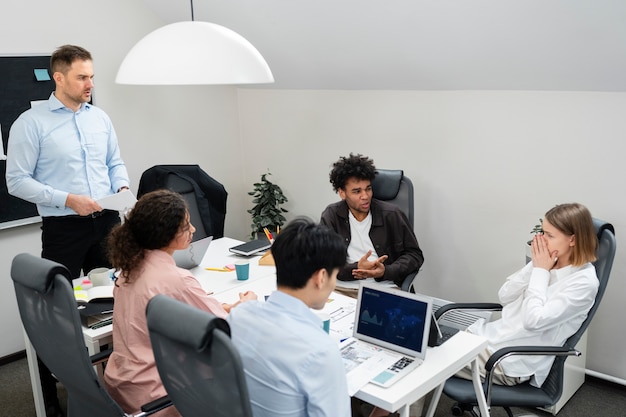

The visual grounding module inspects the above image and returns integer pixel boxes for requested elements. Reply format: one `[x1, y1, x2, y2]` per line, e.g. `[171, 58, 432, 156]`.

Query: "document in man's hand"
[96, 189, 137, 212]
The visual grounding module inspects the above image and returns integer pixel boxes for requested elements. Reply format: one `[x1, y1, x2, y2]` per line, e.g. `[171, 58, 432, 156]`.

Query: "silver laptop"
[429, 296, 493, 346]
[341, 282, 433, 388]
[173, 236, 212, 269]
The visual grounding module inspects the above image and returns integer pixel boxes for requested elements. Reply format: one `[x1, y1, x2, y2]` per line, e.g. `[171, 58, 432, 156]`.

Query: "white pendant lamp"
[116, 1, 274, 85]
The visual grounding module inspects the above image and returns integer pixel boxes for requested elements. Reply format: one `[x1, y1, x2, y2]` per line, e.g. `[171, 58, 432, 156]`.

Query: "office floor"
[2, 354, 625, 416]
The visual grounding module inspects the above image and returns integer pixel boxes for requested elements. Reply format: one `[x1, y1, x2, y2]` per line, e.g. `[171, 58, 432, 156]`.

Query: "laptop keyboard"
[440, 328, 457, 343]
[388, 356, 414, 373]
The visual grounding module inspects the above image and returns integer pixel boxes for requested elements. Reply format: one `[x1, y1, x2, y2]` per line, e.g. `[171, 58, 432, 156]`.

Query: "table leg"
[471, 358, 490, 417]
[424, 383, 444, 417]
[84, 335, 105, 378]
[396, 403, 410, 417]
[24, 329, 46, 417]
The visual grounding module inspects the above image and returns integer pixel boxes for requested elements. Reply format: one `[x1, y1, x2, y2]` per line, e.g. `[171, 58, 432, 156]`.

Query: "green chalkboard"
[0, 55, 54, 229]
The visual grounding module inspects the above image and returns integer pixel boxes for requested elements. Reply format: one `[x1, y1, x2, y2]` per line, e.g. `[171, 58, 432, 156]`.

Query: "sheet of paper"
[320, 295, 357, 342]
[340, 338, 400, 395]
[96, 189, 137, 212]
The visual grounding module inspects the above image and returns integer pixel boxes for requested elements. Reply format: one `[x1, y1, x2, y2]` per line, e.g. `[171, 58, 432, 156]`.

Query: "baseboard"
[0, 350, 26, 367]
[586, 369, 626, 387]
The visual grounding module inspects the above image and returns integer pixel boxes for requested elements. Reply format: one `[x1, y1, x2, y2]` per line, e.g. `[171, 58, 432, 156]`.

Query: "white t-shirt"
[346, 211, 379, 263]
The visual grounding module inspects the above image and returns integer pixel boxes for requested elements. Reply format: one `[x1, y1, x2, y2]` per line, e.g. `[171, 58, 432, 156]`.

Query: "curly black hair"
[107, 189, 188, 283]
[329, 153, 377, 192]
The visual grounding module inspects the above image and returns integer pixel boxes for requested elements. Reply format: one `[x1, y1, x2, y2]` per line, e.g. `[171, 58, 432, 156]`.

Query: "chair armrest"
[483, 345, 581, 406]
[141, 395, 173, 415]
[434, 302, 503, 320]
[401, 271, 418, 292]
[89, 348, 112, 366]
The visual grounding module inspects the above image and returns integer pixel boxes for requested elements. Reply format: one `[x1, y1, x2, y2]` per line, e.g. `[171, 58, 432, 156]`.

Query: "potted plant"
[526, 219, 543, 262]
[247, 172, 288, 240]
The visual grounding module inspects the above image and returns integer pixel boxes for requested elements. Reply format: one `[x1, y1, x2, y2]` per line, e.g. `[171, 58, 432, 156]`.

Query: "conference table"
[217, 274, 491, 417]
[25, 237, 490, 417]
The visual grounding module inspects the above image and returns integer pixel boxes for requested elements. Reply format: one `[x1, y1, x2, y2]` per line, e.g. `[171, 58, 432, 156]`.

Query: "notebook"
[340, 282, 433, 389]
[173, 236, 213, 268]
[228, 238, 271, 256]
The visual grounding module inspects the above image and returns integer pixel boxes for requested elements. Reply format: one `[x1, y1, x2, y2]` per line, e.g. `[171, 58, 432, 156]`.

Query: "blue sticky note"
[34, 69, 50, 81]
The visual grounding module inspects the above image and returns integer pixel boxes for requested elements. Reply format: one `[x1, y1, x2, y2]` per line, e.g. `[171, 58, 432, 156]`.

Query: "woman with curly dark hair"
[104, 189, 256, 417]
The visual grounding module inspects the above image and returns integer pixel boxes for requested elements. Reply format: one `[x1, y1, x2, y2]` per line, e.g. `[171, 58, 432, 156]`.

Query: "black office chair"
[371, 169, 418, 292]
[438, 218, 616, 417]
[10, 253, 171, 417]
[138, 164, 228, 239]
[146, 294, 254, 417]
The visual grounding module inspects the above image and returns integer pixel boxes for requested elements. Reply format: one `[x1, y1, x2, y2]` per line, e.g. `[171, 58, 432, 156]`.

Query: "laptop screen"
[173, 236, 213, 269]
[354, 283, 432, 359]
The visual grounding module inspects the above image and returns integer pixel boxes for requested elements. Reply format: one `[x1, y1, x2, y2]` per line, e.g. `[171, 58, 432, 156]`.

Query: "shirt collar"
[551, 264, 582, 282]
[267, 290, 319, 323]
[49, 92, 92, 112]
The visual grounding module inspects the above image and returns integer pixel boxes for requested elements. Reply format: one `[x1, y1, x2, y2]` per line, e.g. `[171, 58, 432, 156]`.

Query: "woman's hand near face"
[531, 234, 558, 270]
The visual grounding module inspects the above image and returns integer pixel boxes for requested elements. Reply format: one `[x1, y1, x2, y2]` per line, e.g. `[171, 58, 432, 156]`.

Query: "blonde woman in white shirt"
[457, 202, 599, 387]
[371, 203, 598, 417]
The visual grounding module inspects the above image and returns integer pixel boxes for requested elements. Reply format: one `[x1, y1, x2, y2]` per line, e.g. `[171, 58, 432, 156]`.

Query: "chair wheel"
[451, 404, 464, 416]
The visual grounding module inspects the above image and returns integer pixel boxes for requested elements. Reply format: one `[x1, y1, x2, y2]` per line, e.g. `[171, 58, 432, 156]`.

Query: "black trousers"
[38, 210, 120, 408]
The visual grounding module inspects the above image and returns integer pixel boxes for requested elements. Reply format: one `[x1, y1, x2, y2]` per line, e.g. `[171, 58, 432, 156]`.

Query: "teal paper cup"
[235, 262, 250, 281]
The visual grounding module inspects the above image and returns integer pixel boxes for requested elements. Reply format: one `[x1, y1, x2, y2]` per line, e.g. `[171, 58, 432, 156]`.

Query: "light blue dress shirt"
[227, 291, 350, 417]
[6, 93, 129, 217]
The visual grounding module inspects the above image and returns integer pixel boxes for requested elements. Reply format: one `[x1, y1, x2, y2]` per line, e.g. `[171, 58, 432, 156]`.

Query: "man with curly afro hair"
[320, 153, 424, 294]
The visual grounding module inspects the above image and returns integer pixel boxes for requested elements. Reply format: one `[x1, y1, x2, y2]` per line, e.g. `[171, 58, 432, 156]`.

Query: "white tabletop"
[78, 237, 489, 417]
[189, 237, 276, 295]
[82, 237, 273, 339]
[215, 272, 489, 416]
[356, 331, 487, 413]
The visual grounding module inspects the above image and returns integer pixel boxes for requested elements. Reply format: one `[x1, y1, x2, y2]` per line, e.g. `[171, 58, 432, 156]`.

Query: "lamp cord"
[190, 0, 195, 21]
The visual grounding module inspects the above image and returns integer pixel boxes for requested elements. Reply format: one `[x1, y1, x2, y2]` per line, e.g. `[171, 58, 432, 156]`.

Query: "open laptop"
[173, 236, 212, 269]
[340, 282, 433, 388]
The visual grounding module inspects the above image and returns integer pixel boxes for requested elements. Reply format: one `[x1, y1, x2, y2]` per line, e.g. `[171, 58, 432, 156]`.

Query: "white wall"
[2, 0, 625, 384]
[0, 0, 248, 357]
[236, 89, 626, 379]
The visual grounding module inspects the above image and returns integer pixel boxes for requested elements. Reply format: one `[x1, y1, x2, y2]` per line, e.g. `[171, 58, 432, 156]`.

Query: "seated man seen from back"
[321, 153, 424, 294]
[227, 218, 350, 417]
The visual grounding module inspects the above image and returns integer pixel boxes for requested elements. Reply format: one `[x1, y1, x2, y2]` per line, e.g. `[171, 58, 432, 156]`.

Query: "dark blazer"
[138, 165, 228, 239]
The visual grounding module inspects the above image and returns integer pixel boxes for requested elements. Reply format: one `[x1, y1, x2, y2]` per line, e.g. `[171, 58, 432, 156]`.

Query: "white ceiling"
[143, 0, 626, 91]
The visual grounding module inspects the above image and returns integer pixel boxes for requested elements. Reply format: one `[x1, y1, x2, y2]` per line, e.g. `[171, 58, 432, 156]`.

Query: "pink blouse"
[104, 250, 227, 416]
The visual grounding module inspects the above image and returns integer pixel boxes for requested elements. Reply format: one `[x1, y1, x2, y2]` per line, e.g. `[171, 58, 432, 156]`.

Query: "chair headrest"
[593, 218, 615, 240]
[147, 294, 231, 351]
[11, 253, 71, 294]
[371, 169, 404, 200]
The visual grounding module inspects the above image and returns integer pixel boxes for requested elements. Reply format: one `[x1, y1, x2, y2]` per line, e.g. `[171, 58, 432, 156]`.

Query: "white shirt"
[467, 261, 598, 387]
[347, 211, 378, 263]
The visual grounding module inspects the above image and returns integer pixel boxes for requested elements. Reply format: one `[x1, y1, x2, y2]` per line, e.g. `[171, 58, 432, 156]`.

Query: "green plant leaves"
[248, 172, 288, 239]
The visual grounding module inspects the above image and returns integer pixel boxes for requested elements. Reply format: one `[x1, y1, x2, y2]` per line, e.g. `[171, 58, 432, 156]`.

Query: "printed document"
[97, 189, 137, 212]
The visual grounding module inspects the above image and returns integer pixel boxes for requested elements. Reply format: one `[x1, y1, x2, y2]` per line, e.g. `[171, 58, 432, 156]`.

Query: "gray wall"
[1, 0, 625, 383]
[235, 89, 626, 380]
[0, 0, 248, 357]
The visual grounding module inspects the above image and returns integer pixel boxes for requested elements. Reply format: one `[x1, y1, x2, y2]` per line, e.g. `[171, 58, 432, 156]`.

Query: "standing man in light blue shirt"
[5, 44, 129, 417]
[228, 218, 351, 417]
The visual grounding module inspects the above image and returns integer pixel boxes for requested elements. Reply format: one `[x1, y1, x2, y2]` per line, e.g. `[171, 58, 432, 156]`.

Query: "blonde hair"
[544, 203, 597, 266]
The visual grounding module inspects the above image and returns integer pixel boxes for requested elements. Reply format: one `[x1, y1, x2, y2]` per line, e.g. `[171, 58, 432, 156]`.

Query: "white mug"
[88, 268, 113, 287]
